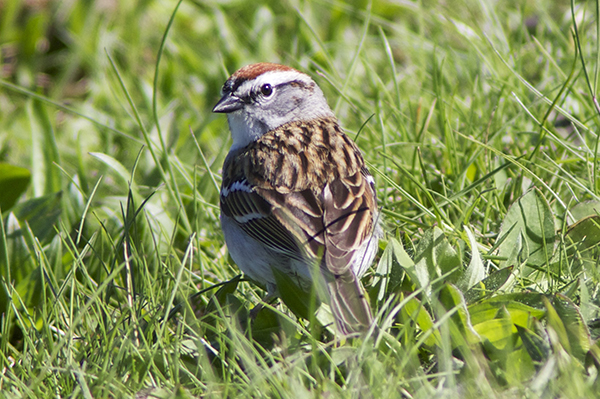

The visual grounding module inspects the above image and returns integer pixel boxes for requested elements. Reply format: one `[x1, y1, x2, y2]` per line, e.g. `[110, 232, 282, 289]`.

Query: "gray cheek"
[275, 97, 303, 117]
[266, 102, 291, 119]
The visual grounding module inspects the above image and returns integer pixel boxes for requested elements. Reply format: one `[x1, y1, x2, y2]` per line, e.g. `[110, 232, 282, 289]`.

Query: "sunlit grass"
[0, 0, 599, 397]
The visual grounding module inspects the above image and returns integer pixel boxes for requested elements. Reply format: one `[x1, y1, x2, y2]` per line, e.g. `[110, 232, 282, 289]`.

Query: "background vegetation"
[1, 0, 600, 397]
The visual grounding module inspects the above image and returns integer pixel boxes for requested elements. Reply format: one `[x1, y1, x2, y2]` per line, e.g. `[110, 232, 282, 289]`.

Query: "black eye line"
[249, 83, 274, 102]
[253, 81, 297, 99]
[222, 77, 249, 96]
[246, 80, 308, 103]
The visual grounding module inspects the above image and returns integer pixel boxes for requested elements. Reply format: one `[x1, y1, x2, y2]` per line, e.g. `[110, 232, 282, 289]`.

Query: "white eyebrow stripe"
[221, 179, 252, 197]
[236, 70, 313, 96]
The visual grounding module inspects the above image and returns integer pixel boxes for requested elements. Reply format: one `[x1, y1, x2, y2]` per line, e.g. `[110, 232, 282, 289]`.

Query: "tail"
[327, 271, 374, 335]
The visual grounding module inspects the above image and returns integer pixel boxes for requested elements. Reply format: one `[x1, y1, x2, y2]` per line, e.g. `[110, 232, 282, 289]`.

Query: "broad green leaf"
[272, 267, 315, 321]
[437, 283, 480, 345]
[570, 200, 600, 221]
[482, 266, 513, 292]
[565, 215, 600, 275]
[550, 294, 591, 362]
[11, 220, 46, 310]
[502, 344, 537, 385]
[472, 317, 514, 349]
[210, 276, 241, 309]
[433, 231, 461, 280]
[579, 276, 594, 323]
[225, 292, 244, 317]
[0, 164, 31, 211]
[469, 296, 545, 326]
[543, 296, 572, 355]
[400, 296, 441, 347]
[585, 342, 600, 375]
[565, 216, 600, 250]
[496, 189, 555, 274]
[171, 276, 242, 334]
[184, 276, 242, 337]
[251, 306, 292, 348]
[502, 292, 546, 310]
[457, 225, 485, 292]
[516, 323, 551, 365]
[372, 237, 410, 301]
[413, 227, 461, 295]
[11, 191, 62, 244]
[3, 214, 29, 282]
[464, 266, 513, 303]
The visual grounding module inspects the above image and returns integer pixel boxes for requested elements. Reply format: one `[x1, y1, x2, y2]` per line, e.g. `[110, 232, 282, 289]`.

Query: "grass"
[1, 0, 600, 397]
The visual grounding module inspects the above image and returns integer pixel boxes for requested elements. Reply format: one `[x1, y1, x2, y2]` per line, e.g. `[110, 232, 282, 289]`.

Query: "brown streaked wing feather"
[256, 187, 327, 259]
[322, 170, 376, 275]
[223, 118, 377, 276]
[321, 169, 377, 334]
[221, 188, 303, 259]
[221, 117, 377, 334]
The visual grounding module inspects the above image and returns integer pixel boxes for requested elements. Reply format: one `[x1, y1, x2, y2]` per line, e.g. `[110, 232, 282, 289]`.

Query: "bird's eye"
[260, 84, 273, 97]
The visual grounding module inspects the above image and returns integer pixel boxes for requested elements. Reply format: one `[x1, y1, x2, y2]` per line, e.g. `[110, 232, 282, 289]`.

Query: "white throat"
[227, 111, 268, 151]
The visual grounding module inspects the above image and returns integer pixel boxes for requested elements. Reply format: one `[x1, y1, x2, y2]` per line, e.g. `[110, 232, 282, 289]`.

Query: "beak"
[212, 93, 243, 113]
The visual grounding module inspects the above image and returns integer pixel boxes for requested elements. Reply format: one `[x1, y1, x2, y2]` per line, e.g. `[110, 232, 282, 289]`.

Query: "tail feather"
[327, 271, 373, 335]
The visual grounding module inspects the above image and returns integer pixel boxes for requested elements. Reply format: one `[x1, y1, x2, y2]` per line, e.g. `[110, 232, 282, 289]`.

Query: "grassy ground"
[1, 0, 600, 397]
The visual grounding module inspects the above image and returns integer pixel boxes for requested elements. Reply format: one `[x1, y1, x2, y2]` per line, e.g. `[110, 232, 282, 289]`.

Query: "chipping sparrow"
[213, 63, 381, 335]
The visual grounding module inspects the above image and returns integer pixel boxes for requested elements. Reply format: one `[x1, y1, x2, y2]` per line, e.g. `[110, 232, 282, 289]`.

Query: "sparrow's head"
[213, 63, 334, 150]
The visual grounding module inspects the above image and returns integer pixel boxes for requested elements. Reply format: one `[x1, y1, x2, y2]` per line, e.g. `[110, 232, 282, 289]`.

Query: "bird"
[213, 62, 381, 336]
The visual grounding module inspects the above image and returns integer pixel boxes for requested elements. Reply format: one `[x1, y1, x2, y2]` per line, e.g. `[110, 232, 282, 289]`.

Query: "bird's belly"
[221, 214, 312, 292]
